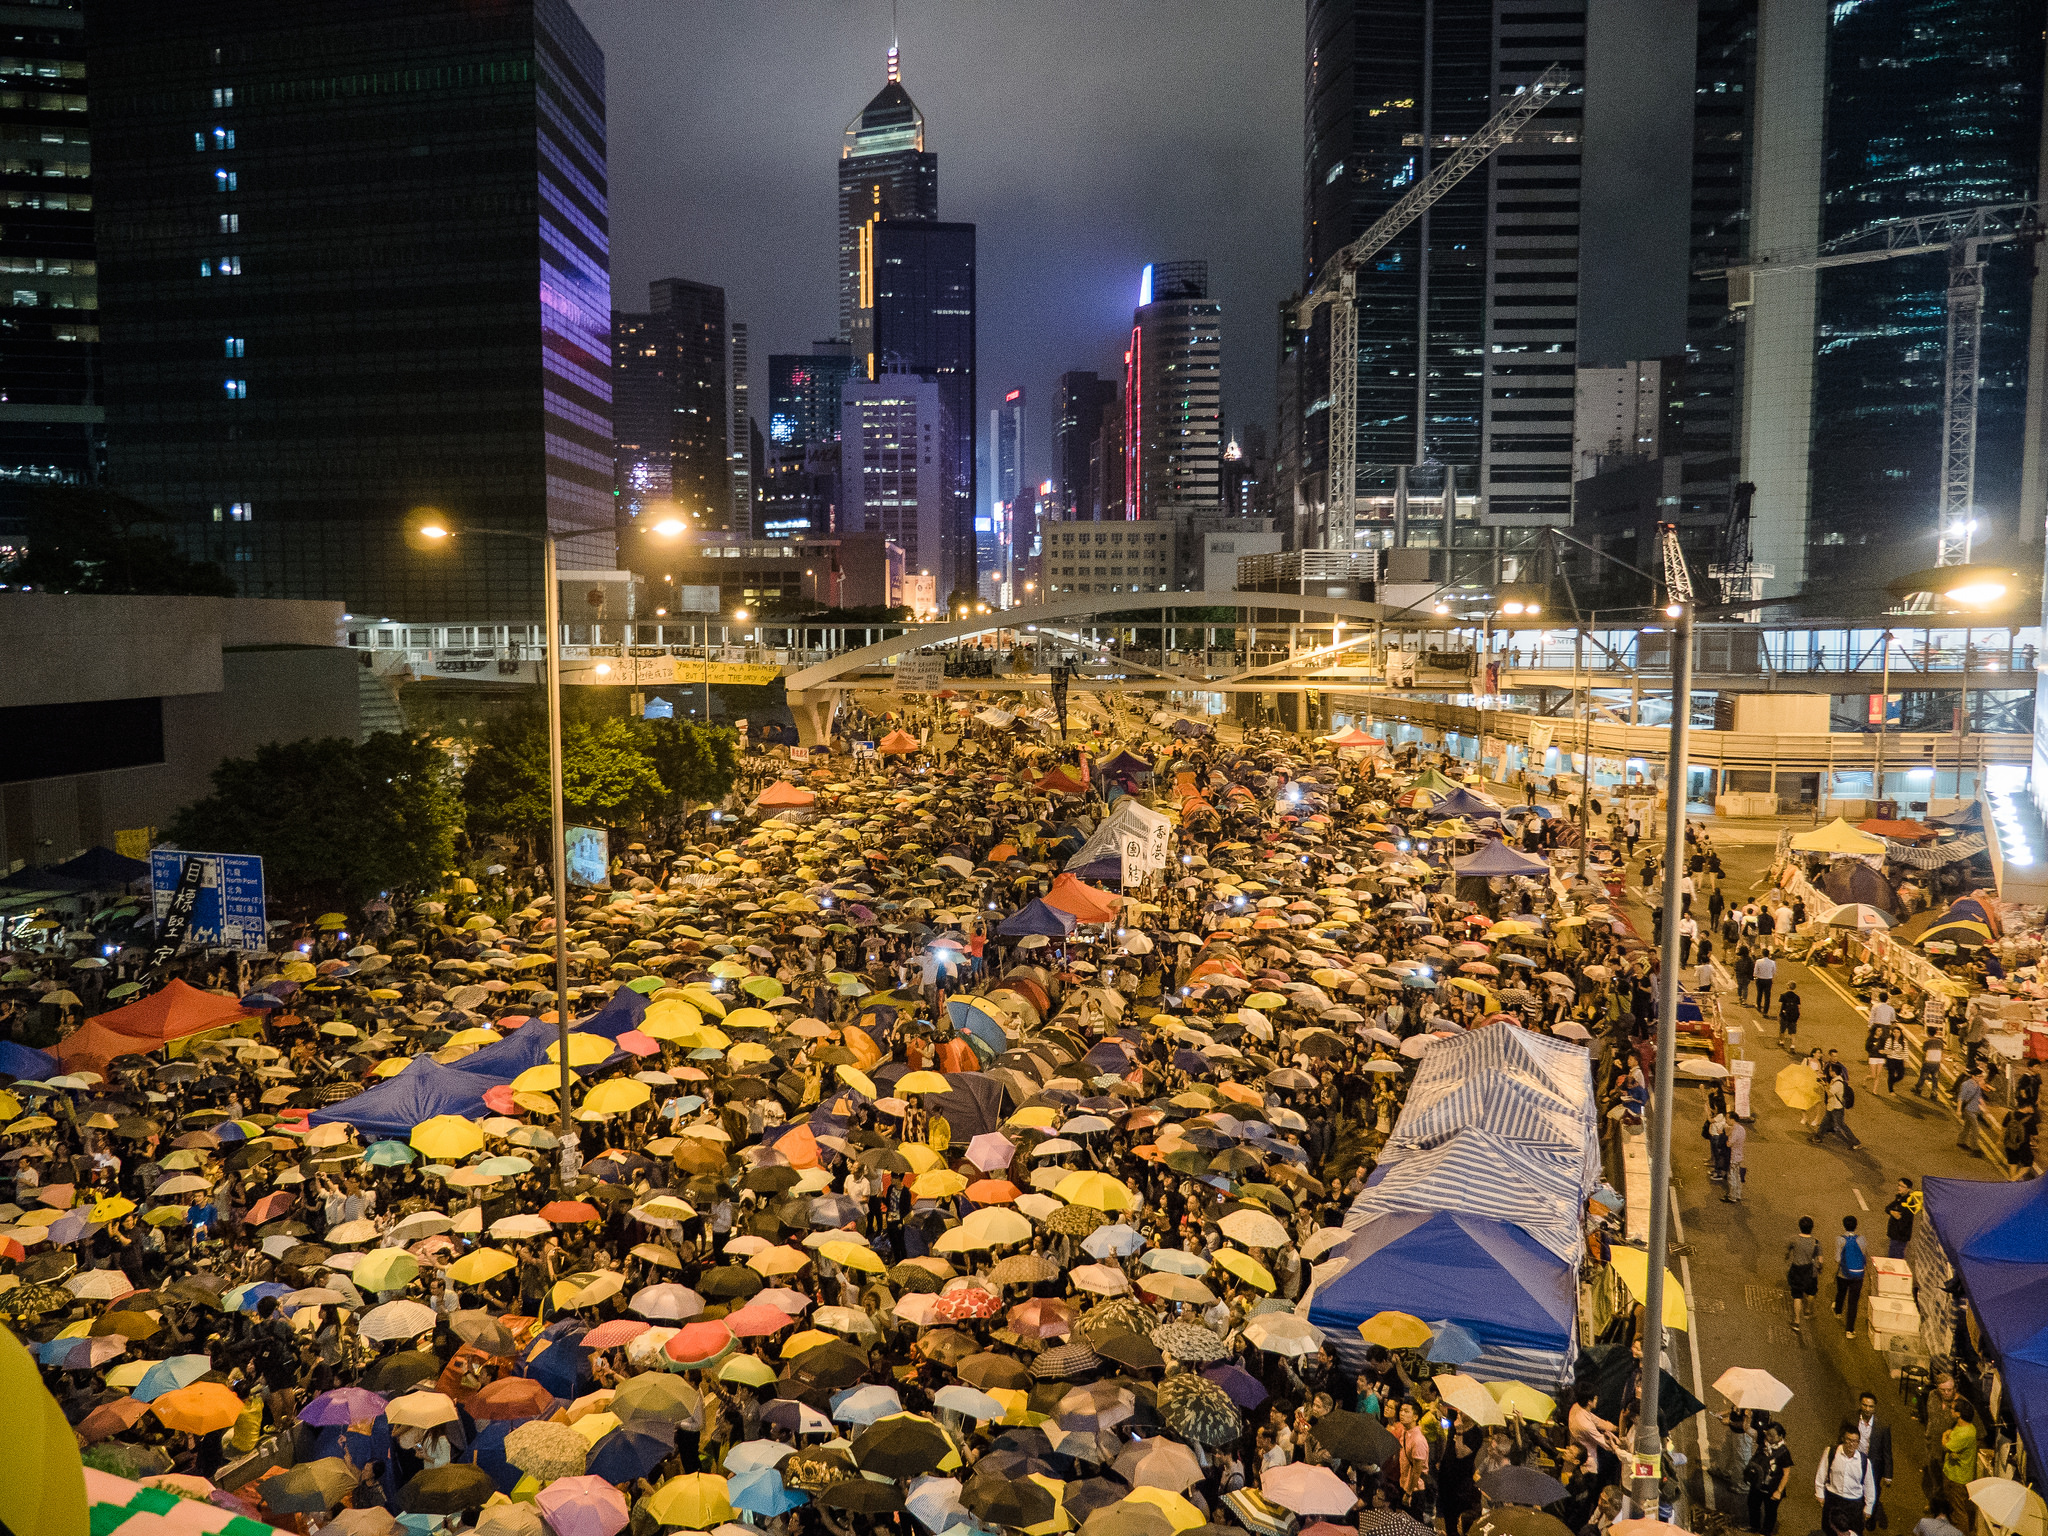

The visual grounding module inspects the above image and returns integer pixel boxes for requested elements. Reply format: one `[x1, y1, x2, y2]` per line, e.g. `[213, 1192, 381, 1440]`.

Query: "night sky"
[585, 0, 1304, 495]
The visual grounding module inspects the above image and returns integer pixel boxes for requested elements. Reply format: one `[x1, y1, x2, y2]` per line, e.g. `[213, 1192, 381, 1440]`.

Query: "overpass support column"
[786, 688, 842, 749]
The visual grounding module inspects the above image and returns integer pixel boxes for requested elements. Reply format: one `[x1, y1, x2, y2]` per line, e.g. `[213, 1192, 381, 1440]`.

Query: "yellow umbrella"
[681, 987, 726, 1018]
[780, 1328, 839, 1358]
[836, 1065, 877, 1098]
[1023, 1473, 1075, 1536]
[1607, 1247, 1688, 1330]
[1212, 1248, 1275, 1292]
[448, 1249, 518, 1286]
[707, 960, 750, 979]
[1487, 1380, 1557, 1423]
[898, 1143, 945, 1174]
[410, 1116, 484, 1160]
[723, 1007, 778, 1031]
[0, 1091, 19, 1122]
[0, 1322, 85, 1536]
[1008, 1106, 1059, 1129]
[720, 1354, 778, 1387]
[645, 1474, 735, 1529]
[89, 1195, 136, 1223]
[821, 1242, 886, 1274]
[898, 1070, 951, 1094]
[545, 1034, 614, 1067]
[1052, 1171, 1132, 1211]
[1356, 1310, 1432, 1348]
[582, 1079, 651, 1115]
[1122, 1489, 1204, 1532]
[913, 1170, 968, 1199]
[1774, 1063, 1823, 1111]
[1433, 1373, 1506, 1426]
[747, 1245, 813, 1276]
[371, 1058, 412, 1079]
[728, 1042, 774, 1068]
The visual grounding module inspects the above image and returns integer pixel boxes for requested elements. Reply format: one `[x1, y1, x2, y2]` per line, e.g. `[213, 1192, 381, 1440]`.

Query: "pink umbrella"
[931, 1287, 1003, 1323]
[482, 1084, 518, 1114]
[964, 1133, 1017, 1173]
[753, 1287, 812, 1316]
[1261, 1464, 1359, 1517]
[580, 1319, 650, 1349]
[726, 1302, 796, 1338]
[615, 1030, 659, 1057]
[247, 1191, 294, 1224]
[536, 1475, 630, 1536]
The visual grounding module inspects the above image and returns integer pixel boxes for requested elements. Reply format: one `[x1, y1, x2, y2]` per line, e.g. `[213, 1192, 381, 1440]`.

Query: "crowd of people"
[0, 715, 1928, 1536]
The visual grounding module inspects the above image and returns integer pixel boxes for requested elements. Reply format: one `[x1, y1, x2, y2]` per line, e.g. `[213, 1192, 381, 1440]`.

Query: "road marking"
[1853, 1186, 1869, 1211]
[1668, 1186, 1715, 1513]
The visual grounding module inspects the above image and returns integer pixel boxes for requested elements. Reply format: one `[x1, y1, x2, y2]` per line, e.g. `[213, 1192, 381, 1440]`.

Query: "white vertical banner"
[1526, 721, 1556, 754]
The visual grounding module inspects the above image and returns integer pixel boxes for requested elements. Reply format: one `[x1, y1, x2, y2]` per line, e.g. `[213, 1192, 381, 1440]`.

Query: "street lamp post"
[1634, 595, 1692, 1518]
[420, 515, 682, 1183]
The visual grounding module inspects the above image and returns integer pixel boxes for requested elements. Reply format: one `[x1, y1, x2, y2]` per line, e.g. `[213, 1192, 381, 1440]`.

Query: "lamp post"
[420, 515, 682, 1180]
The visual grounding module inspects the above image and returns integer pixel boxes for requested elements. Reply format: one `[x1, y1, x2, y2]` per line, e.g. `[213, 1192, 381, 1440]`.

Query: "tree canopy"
[2, 485, 237, 597]
[166, 733, 461, 909]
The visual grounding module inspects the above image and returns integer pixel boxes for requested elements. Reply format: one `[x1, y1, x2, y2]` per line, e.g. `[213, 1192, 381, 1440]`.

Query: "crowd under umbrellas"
[0, 721, 1798, 1536]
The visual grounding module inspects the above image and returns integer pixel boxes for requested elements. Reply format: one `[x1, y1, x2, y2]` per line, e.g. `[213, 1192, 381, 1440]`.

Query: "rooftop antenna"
[887, 0, 900, 81]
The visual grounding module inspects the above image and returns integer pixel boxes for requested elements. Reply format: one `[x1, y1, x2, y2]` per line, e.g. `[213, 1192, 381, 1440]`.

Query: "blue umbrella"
[132, 1354, 212, 1402]
[729, 1468, 808, 1516]
[465, 1420, 520, 1492]
[239, 992, 286, 1010]
[524, 1339, 589, 1400]
[1427, 1322, 1483, 1365]
[1201, 1363, 1270, 1411]
[227, 1281, 293, 1313]
[586, 1426, 677, 1485]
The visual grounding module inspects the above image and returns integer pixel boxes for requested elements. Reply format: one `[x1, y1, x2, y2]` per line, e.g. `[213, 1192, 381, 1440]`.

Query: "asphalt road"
[1618, 822, 2006, 1535]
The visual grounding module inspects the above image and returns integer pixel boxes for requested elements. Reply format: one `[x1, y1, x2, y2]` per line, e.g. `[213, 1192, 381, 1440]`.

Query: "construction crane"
[1717, 201, 2039, 586]
[1299, 62, 1571, 550]
[1706, 480, 1757, 611]
[1658, 521, 1694, 608]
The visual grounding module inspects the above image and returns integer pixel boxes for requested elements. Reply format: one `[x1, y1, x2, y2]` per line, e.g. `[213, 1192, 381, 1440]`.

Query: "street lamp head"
[648, 518, 686, 538]
[418, 523, 450, 540]
[733, 608, 749, 621]
[1502, 601, 1524, 616]
[1664, 603, 1684, 619]
[1433, 602, 1450, 615]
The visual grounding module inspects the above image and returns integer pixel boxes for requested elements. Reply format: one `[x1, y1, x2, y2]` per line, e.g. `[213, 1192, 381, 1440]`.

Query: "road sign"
[149, 850, 267, 952]
[565, 826, 610, 888]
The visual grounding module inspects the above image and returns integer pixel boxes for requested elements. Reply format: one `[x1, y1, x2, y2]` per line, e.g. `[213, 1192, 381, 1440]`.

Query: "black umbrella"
[1477, 1466, 1568, 1507]
[820, 1481, 905, 1514]
[962, 1474, 1058, 1528]
[363, 1351, 442, 1393]
[1090, 1331, 1164, 1371]
[399, 1465, 495, 1514]
[792, 1340, 871, 1390]
[698, 1266, 764, 1300]
[1467, 1510, 1574, 1536]
[262, 1458, 357, 1513]
[1311, 1408, 1398, 1465]
[1063, 1479, 1132, 1520]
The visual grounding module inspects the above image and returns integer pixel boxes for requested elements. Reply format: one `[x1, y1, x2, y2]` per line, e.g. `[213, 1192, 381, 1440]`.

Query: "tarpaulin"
[54, 979, 256, 1076]
[1044, 874, 1122, 923]
[874, 1065, 1008, 1148]
[1450, 840, 1550, 877]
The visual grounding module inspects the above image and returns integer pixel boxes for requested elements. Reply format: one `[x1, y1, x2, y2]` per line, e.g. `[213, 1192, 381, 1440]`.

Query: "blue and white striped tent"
[1346, 1126, 1587, 1262]
[1379, 1022, 1600, 1194]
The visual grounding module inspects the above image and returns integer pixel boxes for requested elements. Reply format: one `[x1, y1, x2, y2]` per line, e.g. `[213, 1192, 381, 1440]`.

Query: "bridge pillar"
[786, 688, 842, 749]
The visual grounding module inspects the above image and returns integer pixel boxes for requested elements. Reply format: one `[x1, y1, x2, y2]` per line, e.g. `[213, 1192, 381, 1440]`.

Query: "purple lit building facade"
[92, 0, 612, 619]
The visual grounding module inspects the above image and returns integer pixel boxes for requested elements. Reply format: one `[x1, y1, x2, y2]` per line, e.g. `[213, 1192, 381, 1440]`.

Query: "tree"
[639, 717, 740, 811]
[460, 712, 674, 853]
[2, 485, 236, 596]
[562, 717, 667, 826]
[167, 733, 461, 911]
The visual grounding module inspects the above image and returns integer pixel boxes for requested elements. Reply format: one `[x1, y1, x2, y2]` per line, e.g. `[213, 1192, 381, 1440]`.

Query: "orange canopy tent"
[54, 979, 256, 1075]
[1035, 767, 1087, 795]
[879, 730, 921, 755]
[1322, 727, 1386, 748]
[755, 780, 817, 808]
[1044, 874, 1123, 923]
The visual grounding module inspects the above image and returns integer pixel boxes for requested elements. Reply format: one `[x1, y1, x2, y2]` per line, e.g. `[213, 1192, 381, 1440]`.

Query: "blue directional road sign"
[149, 849, 268, 952]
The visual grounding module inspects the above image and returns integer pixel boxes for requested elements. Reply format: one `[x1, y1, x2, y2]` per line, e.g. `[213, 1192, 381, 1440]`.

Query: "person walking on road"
[1956, 1067, 1988, 1156]
[1854, 1391, 1894, 1514]
[1779, 983, 1803, 1042]
[1816, 1422, 1879, 1535]
[1735, 945, 1756, 1010]
[1786, 1216, 1822, 1334]
[1723, 1114, 1747, 1203]
[1813, 1069, 1861, 1149]
[1754, 953, 1778, 1018]
[1913, 1028, 1945, 1098]
[1833, 1215, 1869, 1331]
[1884, 1178, 1916, 1259]
[1748, 1420, 1794, 1535]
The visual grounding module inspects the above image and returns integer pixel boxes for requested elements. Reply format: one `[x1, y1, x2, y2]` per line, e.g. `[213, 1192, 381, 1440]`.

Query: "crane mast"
[1301, 63, 1571, 550]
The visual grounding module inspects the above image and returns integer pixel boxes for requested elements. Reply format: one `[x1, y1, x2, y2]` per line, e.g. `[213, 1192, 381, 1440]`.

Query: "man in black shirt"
[1884, 1178, 1916, 1259]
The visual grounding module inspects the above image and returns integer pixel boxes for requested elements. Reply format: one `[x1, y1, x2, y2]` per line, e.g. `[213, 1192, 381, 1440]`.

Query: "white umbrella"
[387, 1390, 459, 1428]
[1678, 1059, 1731, 1080]
[1712, 1367, 1793, 1412]
[1244, 1314, 1326, 1357]
[1824, 902, 1897, 931]
[1969, 1479, 2048, 1536]
[359, 1299, 437, 1343]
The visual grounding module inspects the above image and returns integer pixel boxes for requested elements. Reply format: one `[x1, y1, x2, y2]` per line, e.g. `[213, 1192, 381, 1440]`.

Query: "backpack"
[1843, 1083, 1856, 1109]
[1841, 1234, 1866, 1278]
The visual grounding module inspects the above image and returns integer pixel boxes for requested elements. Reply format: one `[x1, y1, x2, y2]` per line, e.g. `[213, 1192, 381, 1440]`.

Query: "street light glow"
[418, 523, 450, 539]
[1945, 580, 2008, 606]
[649, 518, 686, 537]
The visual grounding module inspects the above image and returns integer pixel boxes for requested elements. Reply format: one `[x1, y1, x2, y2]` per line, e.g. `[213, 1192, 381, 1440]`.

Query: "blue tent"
[1424, 786, 1506, 821]
[309, 989, 647, 1135]
[0, 1039, 58, 1080]
[51, 846, 150, 886]
[1451, 839, 1550, 877]
[1923, 1176, 2048, 1467]
[997, 899, 1076, 939]
[1306, 1209, 1575, 1384]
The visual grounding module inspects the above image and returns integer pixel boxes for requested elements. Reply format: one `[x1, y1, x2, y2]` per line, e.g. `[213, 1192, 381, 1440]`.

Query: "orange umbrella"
[965, 1180, 1021, 1204]
[538, 1201, 599, 1225]
[152, 1382, 246, 1435]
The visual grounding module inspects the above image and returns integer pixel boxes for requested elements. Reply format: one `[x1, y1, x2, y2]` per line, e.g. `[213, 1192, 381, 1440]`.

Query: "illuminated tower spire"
[888, 0, 900, 81]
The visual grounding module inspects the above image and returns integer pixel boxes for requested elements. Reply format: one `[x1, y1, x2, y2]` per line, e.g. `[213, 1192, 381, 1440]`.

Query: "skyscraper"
[762, 341, 855, 540]
[730, 320, 752, 533]
[1299, 0, 1584, 561]
[872, 218, 976, 594]
[1053, 371, 1117, 521]
[991, 389, 1023, 508]
[1125, 262, 1222, 521]
[92, 0, 612, 620]
[838, 44, 936, 370]
[0, 0, 98, 537]
[841, 367, 949, 605]
[982, 387, 1022, 595]
[646, 279, 731, 532]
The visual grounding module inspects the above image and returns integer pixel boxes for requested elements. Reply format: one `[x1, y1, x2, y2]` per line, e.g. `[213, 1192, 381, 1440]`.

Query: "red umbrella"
[538, 1201, 599, 1225]
[247, 1191, 294, 1224]
[615, 1031, 659, 1057]
[467, 1377, 557, 1422]
[931, 1288, 1003, 1323]
[76, 1396, 153, 1443]
[580, 1319, 650, 1349]
[482, 1085, 518, 1114]
[1006, 1298, 1074, 1340]
[725, 1302, 795, 1338]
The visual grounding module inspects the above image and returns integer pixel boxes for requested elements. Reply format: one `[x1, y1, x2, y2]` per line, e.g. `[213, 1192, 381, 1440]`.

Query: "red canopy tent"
[54, 979, 256, 1075]
[755, 780, 816, 807]
[879, 730, 921, 755]
[1043, 873, 1123, 923]
[1034, 767, 1087, 795]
